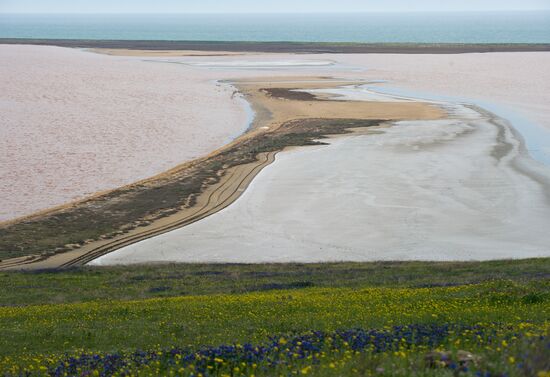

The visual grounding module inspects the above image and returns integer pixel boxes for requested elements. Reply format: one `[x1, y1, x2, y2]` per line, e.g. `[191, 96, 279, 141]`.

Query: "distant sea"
[1, 12, 550, 43]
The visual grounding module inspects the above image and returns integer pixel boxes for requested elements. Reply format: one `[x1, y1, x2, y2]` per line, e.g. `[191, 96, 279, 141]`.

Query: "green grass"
[1, 280, 548, 375]
[0, 280, 548, 357]
[1, 259, 549, 306]
[1, 260, 548, 376]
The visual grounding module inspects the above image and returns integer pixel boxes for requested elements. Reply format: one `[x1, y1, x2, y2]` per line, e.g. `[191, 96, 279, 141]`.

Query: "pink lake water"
[0, 46, 253, 221]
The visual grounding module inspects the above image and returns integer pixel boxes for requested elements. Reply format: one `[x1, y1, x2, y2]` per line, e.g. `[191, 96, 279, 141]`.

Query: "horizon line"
[2, 9, 550, 15]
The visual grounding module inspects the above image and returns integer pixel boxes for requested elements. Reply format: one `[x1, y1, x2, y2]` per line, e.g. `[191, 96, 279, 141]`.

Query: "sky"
[1, 0, 550, 13]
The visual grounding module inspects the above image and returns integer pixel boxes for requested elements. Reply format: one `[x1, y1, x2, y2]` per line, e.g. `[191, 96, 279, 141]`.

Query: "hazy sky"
[2, 0, 550, 13]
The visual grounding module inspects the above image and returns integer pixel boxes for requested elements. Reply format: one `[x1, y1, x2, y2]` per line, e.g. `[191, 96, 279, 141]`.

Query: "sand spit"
[92, 101, 550, 265]
[3, 48, 550, 267]
[237, 79, 441, 130]
[0, 77, 441, 269]
[0, 45, 249, 222]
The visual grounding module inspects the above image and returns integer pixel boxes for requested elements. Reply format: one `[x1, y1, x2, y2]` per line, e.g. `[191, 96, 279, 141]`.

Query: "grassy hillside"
[0, 260, 548, 376]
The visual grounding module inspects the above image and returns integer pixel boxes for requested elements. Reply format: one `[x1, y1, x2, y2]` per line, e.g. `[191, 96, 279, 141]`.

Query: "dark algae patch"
[260, 87, 321, 101]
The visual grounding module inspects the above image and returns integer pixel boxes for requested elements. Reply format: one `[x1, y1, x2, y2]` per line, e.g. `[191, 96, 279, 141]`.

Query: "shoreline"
[2, 39, 550, 53]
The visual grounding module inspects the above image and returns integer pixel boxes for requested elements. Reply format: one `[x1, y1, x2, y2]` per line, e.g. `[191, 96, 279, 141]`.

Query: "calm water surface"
[1, 12, 549, 42]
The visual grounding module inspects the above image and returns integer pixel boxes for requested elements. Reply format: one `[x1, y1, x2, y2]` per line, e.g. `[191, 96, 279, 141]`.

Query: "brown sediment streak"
[0, 78, 443, 270]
